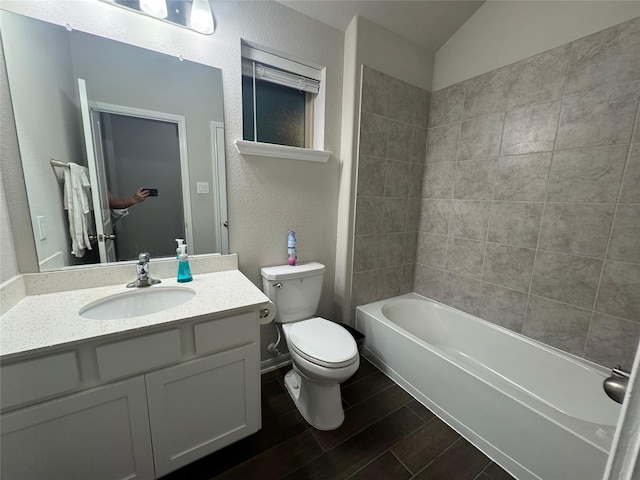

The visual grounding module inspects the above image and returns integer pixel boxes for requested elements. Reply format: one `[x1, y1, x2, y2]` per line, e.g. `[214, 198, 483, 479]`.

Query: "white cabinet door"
[146, 344, 260, 477]
[1, 376, 155, 480]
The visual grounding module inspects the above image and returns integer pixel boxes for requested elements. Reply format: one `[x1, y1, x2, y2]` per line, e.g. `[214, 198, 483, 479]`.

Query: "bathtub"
[356, 293, 621, 480]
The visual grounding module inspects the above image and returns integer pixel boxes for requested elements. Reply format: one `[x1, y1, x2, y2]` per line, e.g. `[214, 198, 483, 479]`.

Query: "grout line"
[438, 86, 466, 302]
[410, 437, 464, 478]
[585, 103, 639, 357]
[319, 400, 424, 471]
[342, 452, 389, 480]
[389, 450, 415, 477]
[521, 70, 566, 335]
[479, 156, 500, 308]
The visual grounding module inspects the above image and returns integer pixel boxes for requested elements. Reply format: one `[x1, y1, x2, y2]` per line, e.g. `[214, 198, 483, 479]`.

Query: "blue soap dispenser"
[177, 244, 193, 282]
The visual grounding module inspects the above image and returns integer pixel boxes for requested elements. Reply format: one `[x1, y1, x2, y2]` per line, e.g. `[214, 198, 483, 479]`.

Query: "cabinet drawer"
[1, 352, 81, 410]
[97, 329, 181, 381]
[194, 311, 256, 355]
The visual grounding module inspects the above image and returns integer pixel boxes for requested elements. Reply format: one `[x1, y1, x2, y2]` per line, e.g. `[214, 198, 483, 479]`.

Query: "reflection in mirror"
[0, 10, 228, 271]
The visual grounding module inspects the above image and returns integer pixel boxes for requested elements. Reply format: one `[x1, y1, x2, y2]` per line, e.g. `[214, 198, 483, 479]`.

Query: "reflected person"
[108, 188, 150, 209]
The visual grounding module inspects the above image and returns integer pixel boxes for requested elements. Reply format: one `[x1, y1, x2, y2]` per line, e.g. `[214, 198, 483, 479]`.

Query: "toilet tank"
[261, 262, 325, 323]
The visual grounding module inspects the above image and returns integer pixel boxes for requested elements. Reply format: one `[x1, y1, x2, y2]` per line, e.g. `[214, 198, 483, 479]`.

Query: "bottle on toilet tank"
[288, 231, 297, 266]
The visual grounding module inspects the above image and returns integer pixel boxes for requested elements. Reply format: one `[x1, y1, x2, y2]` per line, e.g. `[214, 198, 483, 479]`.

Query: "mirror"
[1, 10, 228, 271]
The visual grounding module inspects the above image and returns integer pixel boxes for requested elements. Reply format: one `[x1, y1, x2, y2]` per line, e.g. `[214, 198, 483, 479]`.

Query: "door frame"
[90, 101, 194, 252]
[210, 121, 228, 254]
[78, 79, 115, 263]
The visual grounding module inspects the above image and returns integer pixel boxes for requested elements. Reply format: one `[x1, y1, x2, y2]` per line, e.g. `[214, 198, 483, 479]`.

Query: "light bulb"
[190, 0, 214, 34]
[140, 0, 168, 19]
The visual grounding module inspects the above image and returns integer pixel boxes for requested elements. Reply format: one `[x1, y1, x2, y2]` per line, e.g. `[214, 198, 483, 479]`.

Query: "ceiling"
[275, 0, 485, 54]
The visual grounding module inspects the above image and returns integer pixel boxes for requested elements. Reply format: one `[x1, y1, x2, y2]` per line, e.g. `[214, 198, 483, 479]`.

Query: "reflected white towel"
[110, 208, 129, 224]
[63, 163, 92, 258]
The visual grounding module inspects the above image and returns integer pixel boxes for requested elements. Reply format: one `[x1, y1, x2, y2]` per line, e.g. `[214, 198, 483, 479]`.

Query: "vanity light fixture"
[190, 0, 214, 34]
[139, 0, 168, 18]
[106, 0, 215, 35]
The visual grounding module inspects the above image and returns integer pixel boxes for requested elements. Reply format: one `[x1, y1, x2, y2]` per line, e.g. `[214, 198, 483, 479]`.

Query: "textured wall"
[417, 17, 640, 369]
[350, 66, 430, 318]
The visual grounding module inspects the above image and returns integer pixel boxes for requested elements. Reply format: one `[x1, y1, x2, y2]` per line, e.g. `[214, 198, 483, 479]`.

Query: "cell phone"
[144, 188, 158, 197]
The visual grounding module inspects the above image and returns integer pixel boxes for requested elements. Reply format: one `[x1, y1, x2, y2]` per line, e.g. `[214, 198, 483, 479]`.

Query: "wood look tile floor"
[161, 357, 515, 480]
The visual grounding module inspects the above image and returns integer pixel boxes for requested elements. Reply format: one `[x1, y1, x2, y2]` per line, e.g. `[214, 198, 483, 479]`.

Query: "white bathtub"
[356, 293, 621, 480]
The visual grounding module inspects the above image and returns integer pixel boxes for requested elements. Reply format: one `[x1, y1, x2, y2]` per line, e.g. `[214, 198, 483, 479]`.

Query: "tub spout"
[603, 366, 630, 404]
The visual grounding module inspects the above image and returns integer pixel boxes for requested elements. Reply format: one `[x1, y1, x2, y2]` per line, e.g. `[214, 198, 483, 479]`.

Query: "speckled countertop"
[0, 256, 274, 360]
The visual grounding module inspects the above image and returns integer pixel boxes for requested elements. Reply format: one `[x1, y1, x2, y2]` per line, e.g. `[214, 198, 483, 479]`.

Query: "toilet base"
[284, 368, 345, 431]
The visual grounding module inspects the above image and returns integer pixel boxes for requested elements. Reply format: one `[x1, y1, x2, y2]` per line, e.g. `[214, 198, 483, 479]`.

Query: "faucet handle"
[138, 252, 150, 264]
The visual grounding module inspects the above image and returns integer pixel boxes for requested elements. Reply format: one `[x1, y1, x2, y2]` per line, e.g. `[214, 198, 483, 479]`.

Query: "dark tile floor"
[161, 357, 515, 480]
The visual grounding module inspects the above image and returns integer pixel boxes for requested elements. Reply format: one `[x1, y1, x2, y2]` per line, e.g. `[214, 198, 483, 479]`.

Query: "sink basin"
[80, 286, 196, 320]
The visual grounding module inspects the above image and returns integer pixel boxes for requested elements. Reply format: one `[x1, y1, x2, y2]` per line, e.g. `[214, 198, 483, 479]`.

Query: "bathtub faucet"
[603, 366, 630, 404]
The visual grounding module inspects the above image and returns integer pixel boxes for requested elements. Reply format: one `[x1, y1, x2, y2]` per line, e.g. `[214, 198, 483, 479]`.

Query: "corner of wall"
[334, 15, 360, 323]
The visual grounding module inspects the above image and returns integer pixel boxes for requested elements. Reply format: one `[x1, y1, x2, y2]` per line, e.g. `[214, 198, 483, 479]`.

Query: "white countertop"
[1, 269, 273, 360]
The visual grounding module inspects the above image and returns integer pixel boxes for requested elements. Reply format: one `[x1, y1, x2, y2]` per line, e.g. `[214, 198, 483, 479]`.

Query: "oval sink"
[80, 286, 196, 320]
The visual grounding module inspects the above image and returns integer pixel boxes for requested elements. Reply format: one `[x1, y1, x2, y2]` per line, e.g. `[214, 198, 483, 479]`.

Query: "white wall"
[335, 15, 433, 321]
[356, 16, 433, 92]
[0, 0, 344, 364]
[433, 0, 640, 90]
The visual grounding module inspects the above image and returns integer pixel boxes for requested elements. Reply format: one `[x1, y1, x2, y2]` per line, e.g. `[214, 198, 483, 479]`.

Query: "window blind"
[241, 45, 321, 95]
[241, 60, 320, 94]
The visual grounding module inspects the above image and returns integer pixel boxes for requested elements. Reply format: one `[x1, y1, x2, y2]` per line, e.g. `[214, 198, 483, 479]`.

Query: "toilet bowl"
[261, 263, 360, 430]
[281, 318, 360, 430]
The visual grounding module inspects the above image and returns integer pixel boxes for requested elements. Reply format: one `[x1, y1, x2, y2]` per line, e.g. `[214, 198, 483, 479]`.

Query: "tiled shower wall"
[351, 67, 430, 316]
[416, 17, 640, 369]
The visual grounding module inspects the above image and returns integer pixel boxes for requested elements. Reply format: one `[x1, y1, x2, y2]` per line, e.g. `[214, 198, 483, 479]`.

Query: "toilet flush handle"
[272, 283, 283, 288]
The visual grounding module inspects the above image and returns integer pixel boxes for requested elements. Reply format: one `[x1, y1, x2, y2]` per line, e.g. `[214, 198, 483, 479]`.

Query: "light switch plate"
[196, 182, 210, 194]
[37, 216, 46, 240]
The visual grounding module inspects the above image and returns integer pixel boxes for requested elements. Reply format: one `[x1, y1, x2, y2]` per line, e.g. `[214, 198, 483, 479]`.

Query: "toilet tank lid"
[261, 262, 325, 281]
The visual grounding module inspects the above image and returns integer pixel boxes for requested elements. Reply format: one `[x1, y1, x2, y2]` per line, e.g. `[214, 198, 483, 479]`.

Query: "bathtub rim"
[358, 292, 613, 379]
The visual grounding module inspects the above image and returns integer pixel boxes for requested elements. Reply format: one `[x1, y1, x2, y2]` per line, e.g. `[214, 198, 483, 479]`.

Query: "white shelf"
[234, 140, 331, 163]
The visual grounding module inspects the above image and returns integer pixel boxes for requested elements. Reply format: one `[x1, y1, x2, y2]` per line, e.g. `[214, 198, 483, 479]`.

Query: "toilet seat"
[287, 317, 358, 368]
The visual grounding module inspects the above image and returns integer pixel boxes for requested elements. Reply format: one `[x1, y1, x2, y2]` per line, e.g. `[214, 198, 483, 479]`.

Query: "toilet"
[261, 262, 360, 430]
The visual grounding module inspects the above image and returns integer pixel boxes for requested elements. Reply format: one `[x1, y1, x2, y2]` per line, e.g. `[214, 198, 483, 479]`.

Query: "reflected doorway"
[99, 113, 185, 261]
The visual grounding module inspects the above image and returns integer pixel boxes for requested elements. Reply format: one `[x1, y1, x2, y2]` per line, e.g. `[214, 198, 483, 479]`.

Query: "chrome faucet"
[126, 253, 161, 288]
[603, 366, 630, 404]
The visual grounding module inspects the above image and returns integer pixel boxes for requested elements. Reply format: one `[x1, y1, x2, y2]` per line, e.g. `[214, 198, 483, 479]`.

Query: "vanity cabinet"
[0, 310, 262, 480]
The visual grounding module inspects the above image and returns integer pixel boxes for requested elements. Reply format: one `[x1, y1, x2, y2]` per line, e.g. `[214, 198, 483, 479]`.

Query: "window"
[241, 45, 321, 149]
